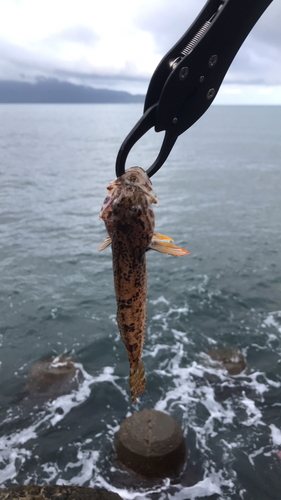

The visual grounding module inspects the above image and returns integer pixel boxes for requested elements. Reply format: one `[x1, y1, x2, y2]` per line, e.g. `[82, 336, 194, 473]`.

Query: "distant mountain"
[0, 79, 145, 104]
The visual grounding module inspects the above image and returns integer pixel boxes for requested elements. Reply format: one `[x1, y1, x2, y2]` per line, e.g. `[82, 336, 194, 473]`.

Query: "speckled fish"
[99, 167, 189, 403]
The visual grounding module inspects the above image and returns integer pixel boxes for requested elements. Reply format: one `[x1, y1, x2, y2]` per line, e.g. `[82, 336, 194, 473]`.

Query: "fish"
[99, 167, 189, 403]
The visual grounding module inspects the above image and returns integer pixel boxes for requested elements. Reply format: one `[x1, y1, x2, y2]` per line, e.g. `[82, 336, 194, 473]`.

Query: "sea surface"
[0, 103, 281, 500]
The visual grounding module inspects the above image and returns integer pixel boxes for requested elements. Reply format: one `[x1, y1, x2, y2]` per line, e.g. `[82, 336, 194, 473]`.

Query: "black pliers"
[116, 0, 273, 178]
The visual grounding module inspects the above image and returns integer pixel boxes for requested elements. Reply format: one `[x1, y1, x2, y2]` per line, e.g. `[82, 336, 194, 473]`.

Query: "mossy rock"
[0, 485, 122, 500]
[23, 356, 82, 400]
[208, 348, 247, 375]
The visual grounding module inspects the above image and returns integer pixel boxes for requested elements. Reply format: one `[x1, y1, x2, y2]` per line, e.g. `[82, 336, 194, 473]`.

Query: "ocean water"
[0, 103, 281, 500]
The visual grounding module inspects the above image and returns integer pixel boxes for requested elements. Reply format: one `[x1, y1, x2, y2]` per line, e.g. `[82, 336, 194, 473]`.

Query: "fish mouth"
[124, 179, 159, 206]
[106, 167, 159, 206]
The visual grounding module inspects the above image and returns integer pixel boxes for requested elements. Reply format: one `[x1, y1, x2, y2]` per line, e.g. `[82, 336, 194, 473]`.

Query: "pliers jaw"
[115, 104, 177, 178]
[116, 0, 273, 178]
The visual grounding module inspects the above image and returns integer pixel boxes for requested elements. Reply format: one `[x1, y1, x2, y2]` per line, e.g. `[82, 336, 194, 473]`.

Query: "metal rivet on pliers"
[208, 55, 218, 67]
[179, 67, 189, 80]
[206, 88, 216, 100]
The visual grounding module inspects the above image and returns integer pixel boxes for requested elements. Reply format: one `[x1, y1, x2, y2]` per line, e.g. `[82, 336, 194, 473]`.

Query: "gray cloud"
[46, 25, 99, 46]
[226, 38, 281, 86]
[0, 36, 149, 94]
[0, 24, 99, 74]
[251, 4, 281, 46]
[1, 0, 280, 92]
[228, 2, 281, 85]
[0, 38, 50, 80]
[0, 23, 100, 85]
[135, 0, 204, 54]
[53, 68, 149, 93]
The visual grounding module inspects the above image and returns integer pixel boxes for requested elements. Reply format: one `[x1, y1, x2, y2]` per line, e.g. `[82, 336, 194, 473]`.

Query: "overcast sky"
[1, 0, 281, 104]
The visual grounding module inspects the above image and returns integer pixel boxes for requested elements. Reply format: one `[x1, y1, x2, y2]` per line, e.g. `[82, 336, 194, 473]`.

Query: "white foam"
[150, 296, 170, 305]
[59, 449, 99, 485]
[248, 447, 265, 466]
[42, 463, 60, 483]
[1, 300, 281, 498]
[0, 449, 28, 485]
[172, 329, 193, 345]
[240, 393, 264, 427]
[145, 330, 280, 499]
[143, 343, 172, 359]
[169, 476, 222, 500]
[270, 424, 281, 446]
[50, 356, 71, 368]
[151, 303, 189, 331]
[93, 474, 170, 500]
[0, 363, 125, 486]
[47, 363, 102, 427]
[263, 311, 281, 334]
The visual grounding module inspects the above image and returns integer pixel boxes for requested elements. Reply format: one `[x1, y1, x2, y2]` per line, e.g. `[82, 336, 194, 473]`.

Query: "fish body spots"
[119, 297, 133, 311]
[119, 303, 132, 310]
[123, 272, 130, 282]
[100, 167, 157, 402]
[127, 342, 138, 353]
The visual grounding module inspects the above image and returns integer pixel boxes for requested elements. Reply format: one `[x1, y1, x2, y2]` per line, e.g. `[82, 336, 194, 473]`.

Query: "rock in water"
[208, 348, 247, 375]
[23, 356, 82, 401]
[115, 408, 185, 478]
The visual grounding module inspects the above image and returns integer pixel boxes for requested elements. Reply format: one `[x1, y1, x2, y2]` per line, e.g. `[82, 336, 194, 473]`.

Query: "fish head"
[122, 167, 159, 206]
[99, 167, 159, 248]
[114, 167, 159, 206]
[100, 167, 158, 221]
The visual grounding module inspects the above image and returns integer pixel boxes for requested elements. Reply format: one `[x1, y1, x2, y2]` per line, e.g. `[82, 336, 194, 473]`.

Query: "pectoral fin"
[98, 235, 112, 252]
[149, 232, 189, 256]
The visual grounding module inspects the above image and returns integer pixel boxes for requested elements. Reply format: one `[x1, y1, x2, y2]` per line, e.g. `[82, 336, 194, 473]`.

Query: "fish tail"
[130, 361, 145, 403]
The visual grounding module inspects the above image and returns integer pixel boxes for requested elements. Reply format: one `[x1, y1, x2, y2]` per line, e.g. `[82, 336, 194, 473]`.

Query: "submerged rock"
[22, 356, 83, 401]
[115, 408, 186, 478]
[0, 485, 122, 500]
[208, 348, 247, 375]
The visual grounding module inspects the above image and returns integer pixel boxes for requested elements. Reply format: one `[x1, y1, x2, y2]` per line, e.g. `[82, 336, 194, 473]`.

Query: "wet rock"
[0, 485, 122, 500]
[208, 348, 247, 375]
[115, 408, 185, 478]
[22, 356, 83, 401]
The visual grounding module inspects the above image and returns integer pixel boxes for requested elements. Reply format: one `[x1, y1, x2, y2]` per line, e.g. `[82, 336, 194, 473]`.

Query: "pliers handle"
[116, 0, 273, 178]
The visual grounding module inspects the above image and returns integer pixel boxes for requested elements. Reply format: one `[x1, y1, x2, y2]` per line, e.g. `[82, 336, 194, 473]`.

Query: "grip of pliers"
[116, 0, 273, 178]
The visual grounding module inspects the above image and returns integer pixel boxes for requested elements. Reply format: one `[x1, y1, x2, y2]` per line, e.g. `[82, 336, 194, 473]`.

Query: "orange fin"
[153, 233, 174, 242]
[149, 233, 189, 256]
[130, 360, 145, 403]
[98, 235, 112, 252]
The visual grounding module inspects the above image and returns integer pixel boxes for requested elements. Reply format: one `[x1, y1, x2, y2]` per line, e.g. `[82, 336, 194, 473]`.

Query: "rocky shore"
[0, 485, 123, 500]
